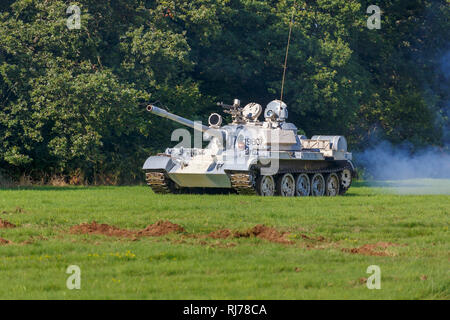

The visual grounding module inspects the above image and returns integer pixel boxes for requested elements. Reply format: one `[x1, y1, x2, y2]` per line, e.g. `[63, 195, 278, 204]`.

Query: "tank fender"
[223, 157, 258, 172]
[143, 155, 175, 171]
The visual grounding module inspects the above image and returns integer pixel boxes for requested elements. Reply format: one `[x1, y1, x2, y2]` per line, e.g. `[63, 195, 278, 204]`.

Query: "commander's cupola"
[263, 100, 290, 128]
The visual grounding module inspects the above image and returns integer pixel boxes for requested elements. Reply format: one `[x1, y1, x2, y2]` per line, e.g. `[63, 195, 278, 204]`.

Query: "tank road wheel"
[256, 175, 275, 196]
[276, 173, 295, 197]
[295, 173, 310, 197]
[339, 168, 352, 195]
[325, 173, 340, 197]
[310, 173, 325, 196]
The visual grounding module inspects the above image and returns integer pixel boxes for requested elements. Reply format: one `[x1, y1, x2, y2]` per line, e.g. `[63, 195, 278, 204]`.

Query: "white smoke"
[355, 47, 450, 195]
[357, 141, 450, 194]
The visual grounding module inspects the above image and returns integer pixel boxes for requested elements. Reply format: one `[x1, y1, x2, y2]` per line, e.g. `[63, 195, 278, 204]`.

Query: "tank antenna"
[280, 2, 297, 103]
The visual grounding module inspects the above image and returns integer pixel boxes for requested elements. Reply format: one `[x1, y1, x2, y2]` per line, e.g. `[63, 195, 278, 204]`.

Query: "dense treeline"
[0, 0, 448, 184]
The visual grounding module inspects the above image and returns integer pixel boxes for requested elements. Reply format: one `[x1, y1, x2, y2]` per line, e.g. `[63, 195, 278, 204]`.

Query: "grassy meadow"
[0, 181, 448, 299]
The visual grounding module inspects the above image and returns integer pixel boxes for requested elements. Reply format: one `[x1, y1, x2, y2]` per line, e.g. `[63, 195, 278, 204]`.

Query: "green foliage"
[0, 0, 448, 183]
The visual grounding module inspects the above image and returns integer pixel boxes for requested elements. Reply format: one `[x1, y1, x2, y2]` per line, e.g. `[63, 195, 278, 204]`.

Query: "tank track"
[147, 166, 353, 196]
[229, 172, 258, 195]
[145, 171, 173, 194]
[228, 164, 353, 196]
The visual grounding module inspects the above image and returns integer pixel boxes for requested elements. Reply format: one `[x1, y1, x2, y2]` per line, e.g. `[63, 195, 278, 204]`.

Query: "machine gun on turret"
[217, 99, 246, 124]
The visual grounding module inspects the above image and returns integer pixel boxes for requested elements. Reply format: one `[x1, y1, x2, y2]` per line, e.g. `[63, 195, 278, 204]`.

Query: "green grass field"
[0, 181, 448, 299]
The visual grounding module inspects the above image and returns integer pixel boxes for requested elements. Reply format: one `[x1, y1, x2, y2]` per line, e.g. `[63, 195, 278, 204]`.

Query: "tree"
[0, 0, 448, 183]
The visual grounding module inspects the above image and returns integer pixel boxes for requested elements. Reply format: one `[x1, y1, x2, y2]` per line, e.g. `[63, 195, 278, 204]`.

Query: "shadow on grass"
[0, 181, 372, 196]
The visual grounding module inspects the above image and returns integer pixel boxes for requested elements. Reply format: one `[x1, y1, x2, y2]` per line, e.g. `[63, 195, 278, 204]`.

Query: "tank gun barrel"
[146, 105, 209, 132]
[216, 99, 246, 124]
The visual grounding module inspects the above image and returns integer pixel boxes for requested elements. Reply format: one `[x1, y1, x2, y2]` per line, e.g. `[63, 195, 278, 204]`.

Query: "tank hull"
[167, 172, 231, 188]
[144, 154, 355, 195]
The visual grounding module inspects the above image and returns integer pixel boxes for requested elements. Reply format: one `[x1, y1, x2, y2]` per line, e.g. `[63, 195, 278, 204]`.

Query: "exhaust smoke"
[357, 141, 450, 194]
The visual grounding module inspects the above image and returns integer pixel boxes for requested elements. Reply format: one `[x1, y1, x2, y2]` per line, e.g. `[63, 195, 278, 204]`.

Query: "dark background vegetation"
[0, 0, 448, 184]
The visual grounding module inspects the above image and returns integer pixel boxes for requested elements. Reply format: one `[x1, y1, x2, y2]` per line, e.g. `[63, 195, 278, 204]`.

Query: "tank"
[143, 99, 356, 196]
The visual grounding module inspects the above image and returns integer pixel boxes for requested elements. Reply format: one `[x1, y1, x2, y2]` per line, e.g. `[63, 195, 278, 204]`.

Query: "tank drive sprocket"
[229, 171, 258, 195]
[145, 171, 176, 194]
